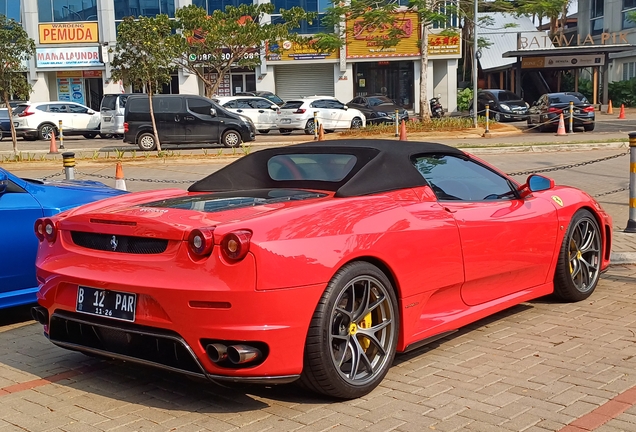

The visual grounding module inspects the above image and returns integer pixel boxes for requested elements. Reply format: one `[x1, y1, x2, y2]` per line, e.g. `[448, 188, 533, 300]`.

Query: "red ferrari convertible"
[33, 140, 612, 399]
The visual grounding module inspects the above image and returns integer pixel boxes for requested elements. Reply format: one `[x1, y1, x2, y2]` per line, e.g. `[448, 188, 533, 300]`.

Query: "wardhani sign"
[39, 22, 99, 44]
[519, 32, 629, 49]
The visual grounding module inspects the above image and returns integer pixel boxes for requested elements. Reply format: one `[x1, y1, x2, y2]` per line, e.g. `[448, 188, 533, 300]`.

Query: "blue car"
[0, 110, 11, 140]
[0, 168, 127, 309]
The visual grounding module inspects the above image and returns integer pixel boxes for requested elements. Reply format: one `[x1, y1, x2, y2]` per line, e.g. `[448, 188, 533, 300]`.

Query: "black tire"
[23, 136, 37, 141]
[38, 124, 56, 141]
[221, 129, 242, 148]
[300, 262, 399, 399]
[83, 133, 97, 139]
[100, 133, 114, 139]
[279, 129, 292, 135]
[137, 132, 157, 151]
[553, 209, 602, 302]
[584, 123, 595, 132]
[350, 117, 363, 129]
[258, 129, 270, 134]
[304, 119, 316, 135]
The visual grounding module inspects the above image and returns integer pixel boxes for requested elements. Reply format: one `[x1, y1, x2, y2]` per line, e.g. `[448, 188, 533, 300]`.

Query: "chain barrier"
[506, 151, 630, 176]
[74, 170, 193, 184]
[593, 187, 629, 198]
[39, 171, 64, 180]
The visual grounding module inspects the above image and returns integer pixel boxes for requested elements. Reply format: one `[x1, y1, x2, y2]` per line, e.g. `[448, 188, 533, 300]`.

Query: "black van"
[124, 94, 255, 150]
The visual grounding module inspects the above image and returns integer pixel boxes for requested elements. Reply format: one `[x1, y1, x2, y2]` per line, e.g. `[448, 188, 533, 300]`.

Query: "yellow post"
[626, 132, 636, 233]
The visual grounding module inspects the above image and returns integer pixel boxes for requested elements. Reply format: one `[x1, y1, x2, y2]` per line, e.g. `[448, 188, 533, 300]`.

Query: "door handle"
[443, 206, 457, 213]
[237, 109, 243, 113]
[174, 115, 180, 122]
[258, 110, 264, 113]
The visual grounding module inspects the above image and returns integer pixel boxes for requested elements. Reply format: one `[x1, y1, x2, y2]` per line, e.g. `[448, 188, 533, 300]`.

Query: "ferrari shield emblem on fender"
[551, 195, 564, 207]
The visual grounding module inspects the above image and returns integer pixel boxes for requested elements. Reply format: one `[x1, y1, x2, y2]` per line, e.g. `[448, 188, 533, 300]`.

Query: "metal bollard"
[626, 132, 636, 233]
[569, 101, 574, 134]
[485, 104, 490, 134]
[58, 120, 65, 149]
[394, 109, 399, 137]
[313, 111, 318, 141]
[62, 152, 75, 180]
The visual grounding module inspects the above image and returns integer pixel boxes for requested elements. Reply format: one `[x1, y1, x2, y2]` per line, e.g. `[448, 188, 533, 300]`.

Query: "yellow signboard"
[521, 57, 547, 69]
[427, 34, 461, 57]
[346, 12, 420, 59]
[39, 22, 99, 44]
[56, 71, 83, 77]
[267, 40, 338, 61]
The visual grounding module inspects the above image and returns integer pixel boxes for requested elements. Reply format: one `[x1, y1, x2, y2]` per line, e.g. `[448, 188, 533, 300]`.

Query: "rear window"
[12, 105, 27, 115]
[280, 101, 303, 109]
[549, 95, 581, 104]
[101, 95, 117, 110]
[268, 154, 357, 182]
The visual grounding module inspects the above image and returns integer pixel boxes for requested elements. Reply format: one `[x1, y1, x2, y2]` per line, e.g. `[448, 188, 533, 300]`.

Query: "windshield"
[368, 96, 394, 106]
[498, 92, 521, 102]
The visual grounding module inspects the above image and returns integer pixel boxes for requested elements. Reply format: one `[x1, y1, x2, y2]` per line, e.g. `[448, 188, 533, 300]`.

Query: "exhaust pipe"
[227, 344, 262, 365]
[30, 306, 49, 325]
[206, 343, 228, 363]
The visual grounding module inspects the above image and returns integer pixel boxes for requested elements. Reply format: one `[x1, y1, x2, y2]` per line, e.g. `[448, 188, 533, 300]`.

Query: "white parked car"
[277, 96, 366, 135]
[13, 101, 102, 141]
[213, 96, 280, 134]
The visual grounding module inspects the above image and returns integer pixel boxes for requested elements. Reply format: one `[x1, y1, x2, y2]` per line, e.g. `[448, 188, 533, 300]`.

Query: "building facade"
[578, 0, 636, 81]
[14, 0, 460, 114]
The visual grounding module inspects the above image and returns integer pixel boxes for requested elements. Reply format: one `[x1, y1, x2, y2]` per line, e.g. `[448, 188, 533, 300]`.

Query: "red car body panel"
[33, 141, 613, 384]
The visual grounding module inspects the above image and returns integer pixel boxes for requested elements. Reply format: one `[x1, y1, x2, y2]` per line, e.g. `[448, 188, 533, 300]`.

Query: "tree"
[174, 4, 315, 98]
[110, 15, 178, 152]
[0, 15, 35, 154]
[316, 0, 447, 119]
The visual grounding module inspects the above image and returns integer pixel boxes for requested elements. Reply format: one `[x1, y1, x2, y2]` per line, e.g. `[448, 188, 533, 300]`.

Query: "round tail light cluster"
[34, 218, 57, 243]
[188, 227, 215, 256]
[221, 230, 252, 261]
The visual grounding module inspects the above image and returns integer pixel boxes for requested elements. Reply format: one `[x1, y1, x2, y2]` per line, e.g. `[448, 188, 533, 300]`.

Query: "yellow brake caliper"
[358, 312, 372, 350]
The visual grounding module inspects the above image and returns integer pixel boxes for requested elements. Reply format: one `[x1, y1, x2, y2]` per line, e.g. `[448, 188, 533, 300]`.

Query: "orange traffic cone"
[618, 104, 626, 119]
[318, 124, 325, 141]
[399, 120, 407, 141]
[555, 113, 567, 136]
[607, 100, 613, 115]
[48, 133, 58, 154]
[115, 162, 126, 191]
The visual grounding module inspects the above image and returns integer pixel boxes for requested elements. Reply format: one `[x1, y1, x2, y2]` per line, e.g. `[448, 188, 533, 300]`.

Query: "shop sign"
[188, 47, 259, 63]
[57, 77, 85, 105]
[267, 40, 338, 61]
[519, 31, 629, 49]
[427, 34, 461, 57]
[36, 47, 102, 68]
[83, 70, 102, 78]
[346, 12, 420, 59]
[56, 70, 103, 78]
[39, 22, 99, 44]
[521, 55, 605, 69]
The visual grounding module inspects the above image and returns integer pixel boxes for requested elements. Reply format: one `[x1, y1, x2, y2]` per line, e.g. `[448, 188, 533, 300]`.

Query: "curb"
[610, 252, 636, 265]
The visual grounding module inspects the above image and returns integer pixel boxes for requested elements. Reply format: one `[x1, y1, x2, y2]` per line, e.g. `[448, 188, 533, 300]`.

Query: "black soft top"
[188, 139, 466, 197]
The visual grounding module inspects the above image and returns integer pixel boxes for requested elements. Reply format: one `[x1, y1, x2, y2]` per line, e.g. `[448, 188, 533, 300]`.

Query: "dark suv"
[124, 95, 255, 150]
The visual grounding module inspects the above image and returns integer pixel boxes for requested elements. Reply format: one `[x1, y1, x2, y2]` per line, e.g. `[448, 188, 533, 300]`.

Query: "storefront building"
[17, 0, 459, 114]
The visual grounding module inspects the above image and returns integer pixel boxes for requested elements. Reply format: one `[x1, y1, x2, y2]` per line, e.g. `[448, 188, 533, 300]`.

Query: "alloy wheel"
[568, 217, 601, 293]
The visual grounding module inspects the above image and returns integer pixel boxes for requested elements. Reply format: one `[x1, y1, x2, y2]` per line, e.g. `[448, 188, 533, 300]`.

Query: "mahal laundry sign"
[36, 47, 102, 67]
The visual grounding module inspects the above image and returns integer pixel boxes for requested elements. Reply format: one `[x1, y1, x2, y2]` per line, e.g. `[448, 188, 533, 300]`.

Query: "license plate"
[13, 122, 18, 127]
[76, 286, 137, 322]
[280, 119, 291, 124]
[103, 116, 113, 122]
[574, 110, 580, 114]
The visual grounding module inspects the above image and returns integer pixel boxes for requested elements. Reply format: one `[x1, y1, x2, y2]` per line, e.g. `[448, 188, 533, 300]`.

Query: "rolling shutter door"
[274, 64, 334, 101]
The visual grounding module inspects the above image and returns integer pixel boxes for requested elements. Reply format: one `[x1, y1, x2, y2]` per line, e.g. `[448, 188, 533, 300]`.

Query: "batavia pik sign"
[39, 22, 99, 44]
[36, 47, 102, 68]
[518, 32, 629, 49]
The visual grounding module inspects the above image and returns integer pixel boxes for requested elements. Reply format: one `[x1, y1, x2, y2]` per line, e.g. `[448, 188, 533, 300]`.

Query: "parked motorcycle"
[430, 95, 444, 118]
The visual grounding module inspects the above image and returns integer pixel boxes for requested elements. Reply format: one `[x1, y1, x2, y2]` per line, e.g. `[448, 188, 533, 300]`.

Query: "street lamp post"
[472, 0, 478, 128]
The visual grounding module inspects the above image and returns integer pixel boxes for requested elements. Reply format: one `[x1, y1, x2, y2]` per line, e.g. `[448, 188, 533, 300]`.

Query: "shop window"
[623, 62, 636, 80]
[192, 0, 253, 14]
[432, 0, 458, 29]
[590, 0, 604, 35]
[114, 0, 175, 20]
[270, 0, 328, 34]
[0, 0, 21, 21]
[38, 0, 98, 22]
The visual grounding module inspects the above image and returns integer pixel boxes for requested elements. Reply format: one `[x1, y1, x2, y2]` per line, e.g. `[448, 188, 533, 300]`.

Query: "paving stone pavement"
[0, 265, 634, 432]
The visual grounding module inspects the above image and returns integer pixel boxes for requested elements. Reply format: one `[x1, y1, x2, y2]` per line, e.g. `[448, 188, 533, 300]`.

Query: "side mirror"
[210, 108, 217, 117]
[87, 109, 95, 115]
[270, 105, 278, 110]
[343, 105, 348, 110]
[527, 175, 554, 192]
[0, 171, 8, 195]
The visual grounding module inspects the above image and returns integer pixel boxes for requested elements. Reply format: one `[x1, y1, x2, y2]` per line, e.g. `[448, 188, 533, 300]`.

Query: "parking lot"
[1, 145, 636, 431]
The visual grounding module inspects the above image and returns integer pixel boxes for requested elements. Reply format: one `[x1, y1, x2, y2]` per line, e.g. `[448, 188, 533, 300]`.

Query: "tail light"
[188, 227, 215, 256]
[35, 218, 57, 243]
[293, 109, 306, 114]
[548, 107, 562, 113]
[583, 106, 595, 113]
[18, 106, 34, 117]
[221, 230, 252, 261]
[34, 219, 45, 241]
[123, 122, 129, 133]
